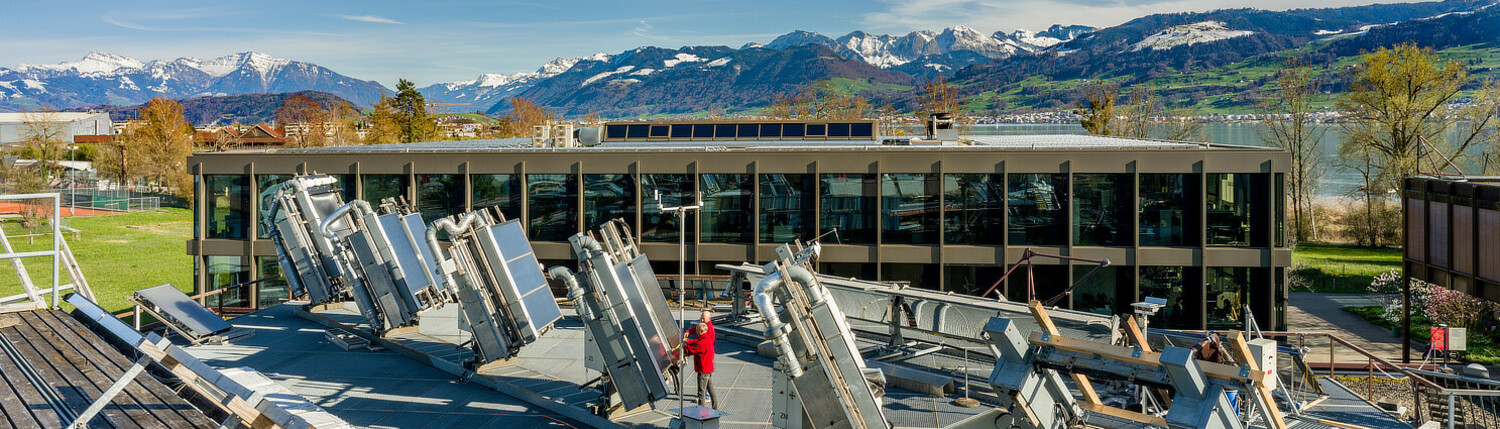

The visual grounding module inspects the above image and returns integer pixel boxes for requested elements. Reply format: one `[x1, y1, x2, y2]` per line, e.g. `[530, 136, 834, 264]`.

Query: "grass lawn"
[1344, 305, 1500, 365]
[0, 208, 193, 315]
[1291, 242, 1402, 293]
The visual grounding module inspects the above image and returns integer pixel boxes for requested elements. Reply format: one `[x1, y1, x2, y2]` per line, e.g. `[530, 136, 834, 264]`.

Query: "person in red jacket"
[682, 310, 720, 410]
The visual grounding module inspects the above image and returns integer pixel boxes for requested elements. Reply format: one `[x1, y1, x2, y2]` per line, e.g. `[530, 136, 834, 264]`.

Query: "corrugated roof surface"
[225, 133, 1271, 155]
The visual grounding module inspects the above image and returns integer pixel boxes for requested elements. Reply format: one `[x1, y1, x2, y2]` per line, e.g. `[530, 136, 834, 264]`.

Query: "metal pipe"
[785, 264, 823, 305]
[426, 211, 485, 293]
[319, 199, 375, 239]
[547, 266, 591, 321]
[754, 268, 803, 377]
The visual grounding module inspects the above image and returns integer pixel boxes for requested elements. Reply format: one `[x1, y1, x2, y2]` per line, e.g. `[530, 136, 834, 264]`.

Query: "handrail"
[114, 275, 285, 319]
[1201, 330, 1446, 392]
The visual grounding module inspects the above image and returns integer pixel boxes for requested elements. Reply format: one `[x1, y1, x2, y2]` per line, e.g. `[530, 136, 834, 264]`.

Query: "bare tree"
[1257, 59, 1328, 243]
[493, 97, 559, 138]
[1113, 85, 1158, 139]
[915, 75, 966, 125]
[19, 109, 70, 179]
[766, 79, 873, 120]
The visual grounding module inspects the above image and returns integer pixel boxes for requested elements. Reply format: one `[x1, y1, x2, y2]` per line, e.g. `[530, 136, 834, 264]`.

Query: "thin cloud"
[335, 14, 404, 25]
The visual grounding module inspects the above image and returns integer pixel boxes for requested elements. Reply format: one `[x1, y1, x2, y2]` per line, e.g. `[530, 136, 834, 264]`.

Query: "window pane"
[829, 123, 850, 137]
[701, 174, 752, 243]
[627, 125, 649, 138]
[850, 122, 873, 137]
[1007, 173, 1068, 246]
[255, 174, 292, 239]
[642, 174, 695, 242]
[1074, 174, 1131, 246]
[881, 264, 939, 291]
[606, 125, 627, 139]
[760, 174, 815, 243]
[1072, 265, 1125, 316]
[783, 123, 805, 137]
[820, 174, 876, 244]
[1140, 174, 1187, 246]
[417, 174, 463, 224]
[584, 174, 635, 231]
[527, 174, 577, 241]
[760, 123, 782, 138]
[944, 265, 1005, 296]
[472, 174, 521, 221]
[1008, 265, 1067, 302]
[362, 174, 409, 204]
[650, 125, 669, 137]
[693, 124, 714, 138]
[944, 174, 1005, 245]
[1140, 266, 1192, 329]
[1207, 267, 1249, 329]
[1275, 173, 1286, 247]
[671, 124, 692, 138]
[1207, 173, 1252, 246]
[257, 256, 288, 308]
[206, 175, 249, 239]
[738, 124, 759, 138]
[881, 173, 938, 244]
[807, 124, 826, 136]
[206, 256, 248, 308]
[715, 124, 736, 139]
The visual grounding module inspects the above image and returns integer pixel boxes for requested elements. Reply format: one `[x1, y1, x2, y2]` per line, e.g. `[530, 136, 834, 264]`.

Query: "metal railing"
[58, 187, 161, 212]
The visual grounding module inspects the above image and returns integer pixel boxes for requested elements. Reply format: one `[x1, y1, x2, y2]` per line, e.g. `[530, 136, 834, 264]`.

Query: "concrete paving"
[1285, 292, 1410, 364]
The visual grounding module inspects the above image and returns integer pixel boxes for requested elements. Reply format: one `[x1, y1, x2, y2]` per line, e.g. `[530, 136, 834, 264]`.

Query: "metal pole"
[1449, 393, 1456, 429]
[679, 200, 686, 418]
[52, 195, 60, 309]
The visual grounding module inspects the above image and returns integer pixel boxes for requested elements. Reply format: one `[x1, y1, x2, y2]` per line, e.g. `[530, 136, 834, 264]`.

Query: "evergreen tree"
[391, 79, 439, 143]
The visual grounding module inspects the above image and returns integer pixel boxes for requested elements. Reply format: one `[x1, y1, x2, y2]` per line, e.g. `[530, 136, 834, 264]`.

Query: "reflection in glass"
[944, 265, 1005, 296]
[820, 174, 876, 244]
[1140, 174, 1187, 246]
[1071, 265, 1122, 316]
[1275, 173, 1286, 247]
[881, 174, 938, 244]
[206, 175, 249, 239]
[362, 174, 409, 204]
[417, 174, 463, 224]
[1007, 173, 1067, 245]
[760, 174, 814, 243]
[255, 174, 291, 239]
[1140, 266, 1191, 329]
[1207, 267, 1249, 329]
[944, 174, 1005, 245]
[1074, 174, 1131, 246]
[257, 256, 287, 308]
[584, 174, 635, 231]
[527, 174, 577, 241]
[1207, 173, 1253, 246]
[641, 175, 694, 242]
[332, 174, 357, 202]
[206, 256, 248, 308]
[700, 174, 752, 243]
[1007, 265, 1066, 303]
[881, 263, 939, 290]
[472, 174, 521, 221]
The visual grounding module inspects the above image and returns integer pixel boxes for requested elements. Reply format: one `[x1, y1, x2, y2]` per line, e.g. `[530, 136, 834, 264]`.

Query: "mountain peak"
[19, 51, 143, 75]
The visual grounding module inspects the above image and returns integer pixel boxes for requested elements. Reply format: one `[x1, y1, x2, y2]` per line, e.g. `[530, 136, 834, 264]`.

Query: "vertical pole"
[52, 195, 60, 309]
[678, 199, 686, 419]
[1449, 393, 1456, 429]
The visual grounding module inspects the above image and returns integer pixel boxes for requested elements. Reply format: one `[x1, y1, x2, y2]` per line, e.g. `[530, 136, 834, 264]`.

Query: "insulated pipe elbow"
[426, 212, 484, 293]
[547, 266, 591, 321]
[319, 199, 375, 239]
[784, 264, 824, 304]
[754, 271, 803, 377]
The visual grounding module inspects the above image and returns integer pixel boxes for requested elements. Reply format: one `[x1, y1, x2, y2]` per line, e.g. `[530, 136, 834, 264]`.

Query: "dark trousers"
[697, 372, 720, 410]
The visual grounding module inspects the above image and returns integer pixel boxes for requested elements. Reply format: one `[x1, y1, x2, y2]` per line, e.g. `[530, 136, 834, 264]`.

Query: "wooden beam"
[1225, 331, 1288, 429]
[1077, 401, 1168, 426]
[135, 338, 282, 428]
[1028, 300, 1103, 405]
[1123, 316, 1151, 352]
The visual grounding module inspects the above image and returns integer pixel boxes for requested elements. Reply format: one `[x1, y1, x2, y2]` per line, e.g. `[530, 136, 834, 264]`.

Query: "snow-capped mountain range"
[760, 24, 1095, 71]
[416, 54, 606, 113]
[0, 51, 388, 111]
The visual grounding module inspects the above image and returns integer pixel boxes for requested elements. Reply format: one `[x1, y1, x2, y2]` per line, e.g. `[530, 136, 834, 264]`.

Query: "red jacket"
[683, 321, 716, 373]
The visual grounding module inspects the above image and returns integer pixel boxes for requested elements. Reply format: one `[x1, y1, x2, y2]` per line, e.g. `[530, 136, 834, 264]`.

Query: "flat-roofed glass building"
[186, 121, 1292, 329]
[1404, 177, 1500, 300]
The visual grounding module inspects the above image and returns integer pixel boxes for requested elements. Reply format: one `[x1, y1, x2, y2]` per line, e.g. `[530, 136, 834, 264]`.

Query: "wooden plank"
[136, 338, 282, 429]
[0, 324, 118, 429]
[1078, 401, 1168, 426]
[0, 333, 62, 428]
[1225, 331, 1288, 429]
[1123, 316, 1151, 352]
[1028, 300, 1103, 405]
[9, 313, 149, 429]
[35, 311, 213, 428]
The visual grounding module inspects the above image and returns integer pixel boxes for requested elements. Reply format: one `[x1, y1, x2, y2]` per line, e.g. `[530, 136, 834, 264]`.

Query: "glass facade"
[944, 174, 1005, 245]
[1071, 265, 1125, 316]
[944, 265, 1005, 296]
[206, 175, 249, 239]
[416, 174, 464, 224]
[257, 256, 288, 308]
[206, 256, 249, 308]
[881, 263, 940, 290]
[1007, 174, 1068, 246]
[362, 174, 409, 204]
[641, 174, 694, 242]
[881, 174, 938, 245]
[1007, 264, 1067, 303]
[821, 174, 876, 244]
[1206, 267, 1249, 330]
[1140, 266, 1192, 329]
[1207, 173, 1254, 246]
[584, 174, 635, 231]
[700, 174, 753, 243]
[472, 174, 521, 221]
[760, 174, 815, 243]
[1073, 174, 1131, 246]
[527, 174, 577, 241]
[1140, 174, 1191, 246]
[1275, 173, 1286, 247]
[255, 174, 292, 239]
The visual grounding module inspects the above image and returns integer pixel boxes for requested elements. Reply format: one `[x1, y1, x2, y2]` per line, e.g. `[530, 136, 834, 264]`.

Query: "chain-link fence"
[57, 187, 161, 212]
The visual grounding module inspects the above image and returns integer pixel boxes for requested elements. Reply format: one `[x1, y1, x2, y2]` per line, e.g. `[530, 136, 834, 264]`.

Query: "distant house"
[193, 124, 287, 148]
[0, 112, 113, 148]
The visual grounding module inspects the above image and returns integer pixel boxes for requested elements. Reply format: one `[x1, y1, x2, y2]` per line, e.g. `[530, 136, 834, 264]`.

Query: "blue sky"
[1, 0, 1420, 88]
